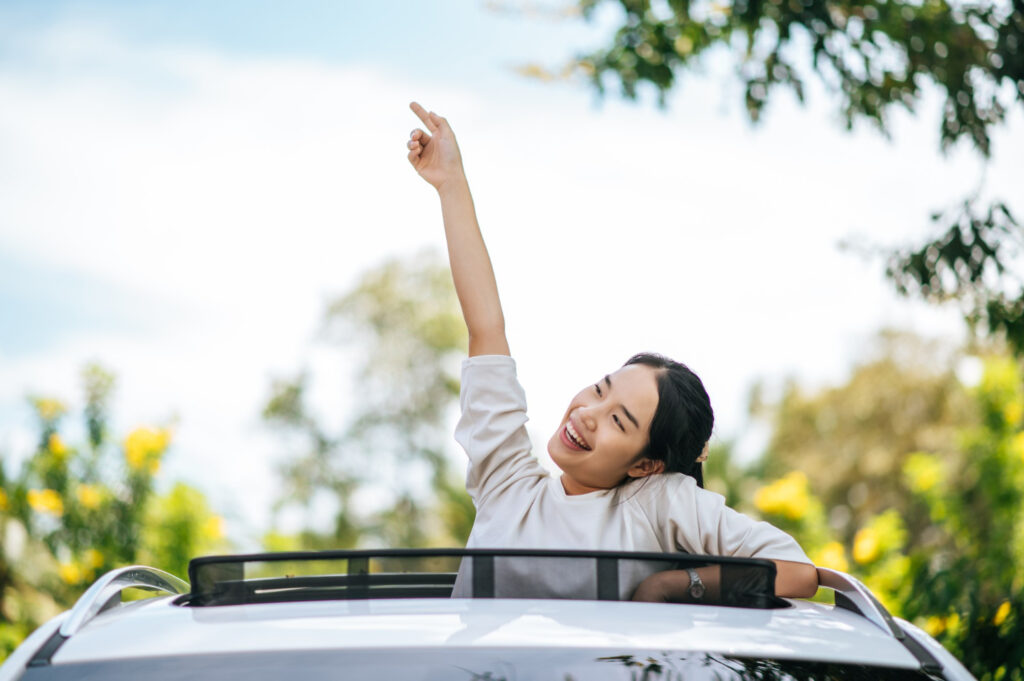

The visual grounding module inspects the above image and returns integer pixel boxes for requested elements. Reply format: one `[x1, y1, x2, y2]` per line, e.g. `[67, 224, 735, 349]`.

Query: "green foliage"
[753, 330, 975, 540]
[700, 440, 748, 508]
[139, 483, 225, 582]
[897, 355, 1024, 679]
[324, 251, 467, 441]
[0, 363, 225, 659]
[572, 0, 1022, 155]
[263, 250, 474, 549]
[548, 0, 1024, 361]
[746, 335, 1024, 679]
[888, 199, 1024, 357]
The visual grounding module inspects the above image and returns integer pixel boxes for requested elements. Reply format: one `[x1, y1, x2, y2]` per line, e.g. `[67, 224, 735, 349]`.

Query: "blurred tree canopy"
[262, 251, 474, 550]
[0, 364, 225, 658]
[741, 331, 1023, 680]
[751, 330, 977, 538]
[524, 0, 1024, 353]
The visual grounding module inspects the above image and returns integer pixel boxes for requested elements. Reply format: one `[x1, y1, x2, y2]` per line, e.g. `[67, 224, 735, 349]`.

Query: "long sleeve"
[454, 355, 547, 507]
[646, 474, 812, 563]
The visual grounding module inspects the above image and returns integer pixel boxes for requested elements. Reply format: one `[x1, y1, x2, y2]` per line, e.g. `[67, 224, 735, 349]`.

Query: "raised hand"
[405, 101, 509, 356]
[407, 102, 465, 191]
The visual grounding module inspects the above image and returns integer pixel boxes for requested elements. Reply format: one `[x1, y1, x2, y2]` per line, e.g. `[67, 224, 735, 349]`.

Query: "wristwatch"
[686, 567, 705, 600]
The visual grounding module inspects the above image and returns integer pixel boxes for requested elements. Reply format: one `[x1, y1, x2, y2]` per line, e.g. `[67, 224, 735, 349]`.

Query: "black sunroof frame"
[185, 548, 782, 609]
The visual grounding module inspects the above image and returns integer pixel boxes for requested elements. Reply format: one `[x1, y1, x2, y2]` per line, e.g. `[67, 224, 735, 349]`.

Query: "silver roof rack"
[815, 567, 943, 676]
[815, 567, 899, 636]
[59, 566, 188, 638]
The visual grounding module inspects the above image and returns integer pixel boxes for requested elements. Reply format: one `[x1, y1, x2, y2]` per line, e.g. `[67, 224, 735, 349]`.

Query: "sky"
[1, 0, 1021, 549]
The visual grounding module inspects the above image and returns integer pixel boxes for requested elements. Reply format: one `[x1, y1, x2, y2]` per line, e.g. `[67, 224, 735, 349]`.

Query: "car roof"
[53, 595, 921, 668]
[8, 551, 970, 680]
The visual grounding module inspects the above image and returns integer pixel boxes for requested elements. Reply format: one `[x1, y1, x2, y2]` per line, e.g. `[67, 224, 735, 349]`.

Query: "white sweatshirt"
[452, 355, 810, 599]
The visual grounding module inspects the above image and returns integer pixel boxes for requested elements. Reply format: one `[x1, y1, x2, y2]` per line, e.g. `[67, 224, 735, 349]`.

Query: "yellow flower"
[853, 527, 881, 564]
[201, 515, 225, 541]
[202, 515, 224, 540]
[84, 549, 104, 570]
[1004, 400, 1023, 426]
[32, 397, 66, 422]
[58, 562, 84, 584]
[923, 611, 962, 637]
[754, 471, 811, 520]
[124, 426, 171, 474]
[0, 488, 8, 512]
[812, 541, 849, 573]
[904, 453, 943, 494]
[923, 615, 946, 636]
[994, 601, 1011, 627]
[47, 433, 69, 459]
[27, 488, 64, 516]
[76, 484, 102, 510]
[1014, 433, 1024, 463]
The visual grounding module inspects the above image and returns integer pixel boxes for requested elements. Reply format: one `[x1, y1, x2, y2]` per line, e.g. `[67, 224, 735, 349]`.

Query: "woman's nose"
[578, 406, 598, 430]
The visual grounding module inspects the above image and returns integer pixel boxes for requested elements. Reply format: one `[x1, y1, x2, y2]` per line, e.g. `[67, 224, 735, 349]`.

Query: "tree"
[751, 330, 977, 539]
[0, 364, 225, 658]
[528, 0, 1024, 352]
[745, 334, 1023, 679]
[898, 354, 1024, 680]
[262, 250, 474, 549]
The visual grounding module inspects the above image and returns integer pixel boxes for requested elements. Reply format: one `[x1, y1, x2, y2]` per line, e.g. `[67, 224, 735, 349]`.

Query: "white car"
[0, 549, 975, 680]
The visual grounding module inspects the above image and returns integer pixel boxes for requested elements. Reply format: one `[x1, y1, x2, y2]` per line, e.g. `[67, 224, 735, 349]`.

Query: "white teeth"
[566, 421, 589, 450]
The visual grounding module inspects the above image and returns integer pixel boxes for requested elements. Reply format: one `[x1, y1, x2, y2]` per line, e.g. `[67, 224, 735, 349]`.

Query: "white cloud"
[1, 19, 1021, 547]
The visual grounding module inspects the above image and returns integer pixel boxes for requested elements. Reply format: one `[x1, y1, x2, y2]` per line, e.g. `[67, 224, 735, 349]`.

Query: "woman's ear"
[627, 458, 665, 478]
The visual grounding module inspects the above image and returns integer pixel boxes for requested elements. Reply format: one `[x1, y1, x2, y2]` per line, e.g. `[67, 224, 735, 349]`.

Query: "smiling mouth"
[563, 420, 591, 450]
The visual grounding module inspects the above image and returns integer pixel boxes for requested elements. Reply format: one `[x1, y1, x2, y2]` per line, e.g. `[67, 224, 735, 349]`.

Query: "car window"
[22, 649, 935, 681]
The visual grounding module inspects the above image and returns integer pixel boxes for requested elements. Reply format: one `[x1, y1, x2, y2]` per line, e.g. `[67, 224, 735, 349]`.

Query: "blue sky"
[0, 0, 609, 361]
[0, 0, 603, 84]
[0, 2, 507, 344]
[1, 1, 1020, 545]
[0, 250, 174, 355]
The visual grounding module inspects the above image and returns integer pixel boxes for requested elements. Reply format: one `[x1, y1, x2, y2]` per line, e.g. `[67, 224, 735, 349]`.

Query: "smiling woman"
[407, 102, 819, 602]
[548, 362, 662, 494]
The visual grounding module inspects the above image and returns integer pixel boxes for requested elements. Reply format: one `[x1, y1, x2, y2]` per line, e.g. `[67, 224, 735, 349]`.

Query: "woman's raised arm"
[407, 102, 509, 357]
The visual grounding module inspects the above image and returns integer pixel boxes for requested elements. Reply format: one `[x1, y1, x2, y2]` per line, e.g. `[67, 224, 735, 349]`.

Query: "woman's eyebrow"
[605, 375, 640, 429]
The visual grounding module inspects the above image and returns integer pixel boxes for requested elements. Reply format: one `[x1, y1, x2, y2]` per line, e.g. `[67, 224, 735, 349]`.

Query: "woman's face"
[547, 363, 662, 494]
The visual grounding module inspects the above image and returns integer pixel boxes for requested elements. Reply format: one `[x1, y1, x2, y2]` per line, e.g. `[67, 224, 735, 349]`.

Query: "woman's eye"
[594, 384, 602, 396]
[613, 415, 625, 432]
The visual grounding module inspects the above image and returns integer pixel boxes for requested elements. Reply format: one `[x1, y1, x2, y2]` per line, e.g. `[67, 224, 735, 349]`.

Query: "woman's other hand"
[407, 102, 465, 192]
[631, 569, 719, 603]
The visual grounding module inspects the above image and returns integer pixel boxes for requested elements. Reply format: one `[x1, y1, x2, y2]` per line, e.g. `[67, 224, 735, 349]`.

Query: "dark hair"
[624, 352, 714, 488]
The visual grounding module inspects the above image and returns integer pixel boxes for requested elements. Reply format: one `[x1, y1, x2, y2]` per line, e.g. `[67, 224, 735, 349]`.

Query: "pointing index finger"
[409, 101, 438, 132]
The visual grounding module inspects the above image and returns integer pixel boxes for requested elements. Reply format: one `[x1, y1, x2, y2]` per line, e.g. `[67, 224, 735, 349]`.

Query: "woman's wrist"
[631, 568, 721, 603]
[436, 173, 471, 199]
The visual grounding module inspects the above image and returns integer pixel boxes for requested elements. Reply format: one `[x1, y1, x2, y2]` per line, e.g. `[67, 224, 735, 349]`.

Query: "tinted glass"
[188, 550, 780, 607]
[22, 649, 936, 681]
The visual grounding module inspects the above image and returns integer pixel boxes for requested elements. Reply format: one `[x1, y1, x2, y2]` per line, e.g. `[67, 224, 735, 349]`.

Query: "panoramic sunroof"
[184, 548, 785, 608]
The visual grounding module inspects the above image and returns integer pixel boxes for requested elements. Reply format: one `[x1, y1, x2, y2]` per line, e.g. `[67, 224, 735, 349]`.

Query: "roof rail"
[815, 567, 899, 636]
[815, 567, 943, 676]
[25, 566, 188, 669]
[59, 566, 189, 638]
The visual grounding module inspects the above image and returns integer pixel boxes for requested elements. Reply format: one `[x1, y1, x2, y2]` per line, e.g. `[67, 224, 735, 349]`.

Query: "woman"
[406, 102, 818, 602]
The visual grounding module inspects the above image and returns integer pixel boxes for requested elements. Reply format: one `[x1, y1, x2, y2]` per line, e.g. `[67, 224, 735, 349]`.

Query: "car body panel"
[0, 612, 67, 681]
[896, 618, 975, 681]
[49, 596, 921, 669]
